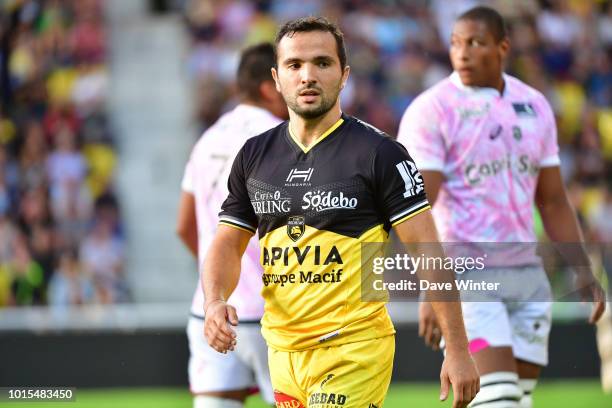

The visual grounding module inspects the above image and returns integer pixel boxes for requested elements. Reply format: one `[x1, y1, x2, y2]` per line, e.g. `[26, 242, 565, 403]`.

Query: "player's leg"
[267, 347, 306, 407]
[304, 335, 395, 407]
[515, 360, 541, 408]
[508, 268, 553, 407]
[462, 301, 523, 407]
[597, 307, 612, 392]
[233, 324, 275, 405]
[508, 300, 552, 408]
[187, 317, 253, 407]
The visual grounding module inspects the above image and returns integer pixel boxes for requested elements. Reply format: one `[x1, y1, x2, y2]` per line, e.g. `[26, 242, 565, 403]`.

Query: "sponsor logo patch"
[308, 392, 348, 407]
[395, 160, 424, 198]
[301, 190, 358, 211]
[512, 102, 537, 117]
[251, 190, 291, 214]
[286, 168, 314, 186]
[512, 125, 523, 141]
[274, 391, 305, 408]
[464, 154, 539, 186]
[321, 374, 334, 388]
[458, 103, 490, 120]
[489, 124, 503, 140]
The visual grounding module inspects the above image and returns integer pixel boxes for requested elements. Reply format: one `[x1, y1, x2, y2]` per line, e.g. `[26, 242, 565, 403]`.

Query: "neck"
[289, 102, 342, 148]
[241, 99, 263, 110]
[479, 72, 505, 94]
[492, 74, 505, 94]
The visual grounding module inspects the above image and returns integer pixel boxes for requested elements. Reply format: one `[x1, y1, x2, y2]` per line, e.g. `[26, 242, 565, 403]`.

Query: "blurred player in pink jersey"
[176, 43, 287, 408]
[398, 6, 605, 408]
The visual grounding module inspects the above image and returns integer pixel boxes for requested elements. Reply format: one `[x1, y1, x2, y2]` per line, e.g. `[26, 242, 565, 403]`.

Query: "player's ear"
[498, 37, 510, 61]
[271, 67, 281, 92]
[259, 80, 277, 102]
[341, 65, 350, 89]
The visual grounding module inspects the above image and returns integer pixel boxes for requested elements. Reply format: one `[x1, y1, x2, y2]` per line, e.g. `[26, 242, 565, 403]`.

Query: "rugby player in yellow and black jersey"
[202, 17, 479, 408]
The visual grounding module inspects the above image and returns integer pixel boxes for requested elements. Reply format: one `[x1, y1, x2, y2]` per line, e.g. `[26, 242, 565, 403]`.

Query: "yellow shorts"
[269, 335, 395, 408]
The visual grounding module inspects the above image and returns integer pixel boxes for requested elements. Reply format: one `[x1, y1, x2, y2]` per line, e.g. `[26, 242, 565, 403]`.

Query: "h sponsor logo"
[287, 168, 314, 183]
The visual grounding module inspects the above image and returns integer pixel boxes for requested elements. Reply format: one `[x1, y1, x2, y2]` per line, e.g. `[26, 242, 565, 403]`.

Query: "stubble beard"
[283, 84, 341, 120]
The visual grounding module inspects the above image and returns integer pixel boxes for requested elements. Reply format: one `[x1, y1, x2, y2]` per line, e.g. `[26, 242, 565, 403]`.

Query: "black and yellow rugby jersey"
[219, 113, 430, 351]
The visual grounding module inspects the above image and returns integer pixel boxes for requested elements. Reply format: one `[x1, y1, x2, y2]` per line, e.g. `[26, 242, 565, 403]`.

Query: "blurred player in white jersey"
[176, 43, 288, 408]
[398, 6, 606, 408]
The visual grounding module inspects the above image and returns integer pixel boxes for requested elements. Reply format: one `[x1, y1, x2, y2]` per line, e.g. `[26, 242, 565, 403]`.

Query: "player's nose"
[300, 63, 318, 84]
[454, 45, 470, 61]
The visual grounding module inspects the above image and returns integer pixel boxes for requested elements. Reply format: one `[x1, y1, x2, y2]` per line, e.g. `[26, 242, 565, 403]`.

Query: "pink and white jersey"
[182, 104, 282, 319]
[398, 73, 560, 260]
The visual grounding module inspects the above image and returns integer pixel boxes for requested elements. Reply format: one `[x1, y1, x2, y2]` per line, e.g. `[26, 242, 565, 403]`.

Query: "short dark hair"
[236, 43, 276, 102]
[275, 16, 347, 70]
[457, 6, 508, 43]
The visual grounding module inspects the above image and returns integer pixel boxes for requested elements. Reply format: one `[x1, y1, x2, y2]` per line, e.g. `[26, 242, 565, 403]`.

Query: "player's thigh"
[306, 335, 395, 408]
[187, 318, 254, 394]
[461, 301, 513, 349]
[460, 301, 516, 374]
[234, 324, 274, 404]
[508, 300, 551, 368]
[268, 347, 306, 407]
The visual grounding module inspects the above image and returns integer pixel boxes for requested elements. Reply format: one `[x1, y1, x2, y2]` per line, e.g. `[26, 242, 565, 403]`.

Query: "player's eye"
[318, 61, 330, 68]
[470, 39, 483, 47]
[288, 63, 300, 70]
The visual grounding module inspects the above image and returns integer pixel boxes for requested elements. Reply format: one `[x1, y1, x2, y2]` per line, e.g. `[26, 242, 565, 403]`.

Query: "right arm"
[397, 96, 447, 349]
[202, 225, 252, 353]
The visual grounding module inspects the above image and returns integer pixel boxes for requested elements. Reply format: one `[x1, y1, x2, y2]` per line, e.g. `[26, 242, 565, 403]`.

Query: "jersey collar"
[287, 114, 345, 154]
[450, 71, 510, 98]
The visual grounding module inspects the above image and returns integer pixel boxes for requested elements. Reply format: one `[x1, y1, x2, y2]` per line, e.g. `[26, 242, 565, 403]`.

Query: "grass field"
[2, 381, 610, 408]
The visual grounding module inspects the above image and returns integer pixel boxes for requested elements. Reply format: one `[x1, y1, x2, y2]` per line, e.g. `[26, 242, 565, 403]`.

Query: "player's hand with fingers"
[439, 349, 480, 408]
[575, 273, 606, 324]
[203, 299, 239, 354]
[419, 301, 442, 351]
[586, 281, 606, 324]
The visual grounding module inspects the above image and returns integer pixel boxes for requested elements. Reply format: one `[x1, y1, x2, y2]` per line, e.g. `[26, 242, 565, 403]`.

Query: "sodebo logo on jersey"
[251, 190, 291, 214]
[302, 190, 357, 211]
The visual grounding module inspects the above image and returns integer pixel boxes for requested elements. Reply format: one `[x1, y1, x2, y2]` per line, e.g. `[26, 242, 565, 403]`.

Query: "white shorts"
[187, 317, 274, 403]
[459, 266, 552, 366]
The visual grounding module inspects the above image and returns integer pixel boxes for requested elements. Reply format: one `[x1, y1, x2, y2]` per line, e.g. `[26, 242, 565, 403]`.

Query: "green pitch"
[2, 381, 610, 408]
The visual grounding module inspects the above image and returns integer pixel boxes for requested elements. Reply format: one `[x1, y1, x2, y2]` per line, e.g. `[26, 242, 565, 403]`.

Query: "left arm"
[535, 166, 605, 323]
[176, 191, 198, 257]
[394, 212, 479, 408]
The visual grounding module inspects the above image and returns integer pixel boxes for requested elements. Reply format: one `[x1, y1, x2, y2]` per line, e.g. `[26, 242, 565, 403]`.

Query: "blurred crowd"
[182, 0, 612, 267]
[0, 0, 128, 308]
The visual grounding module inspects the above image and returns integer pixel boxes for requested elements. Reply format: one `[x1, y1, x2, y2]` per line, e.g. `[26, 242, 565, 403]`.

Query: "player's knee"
[193, 395, 243, 408]
[468, 372, 522, 407]
[518, 379, 537, 408]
